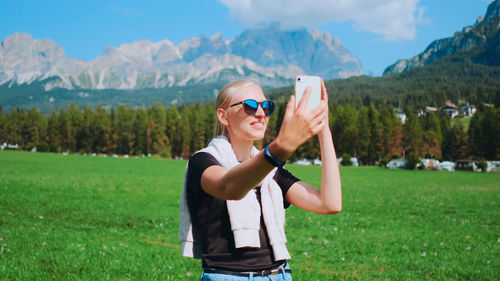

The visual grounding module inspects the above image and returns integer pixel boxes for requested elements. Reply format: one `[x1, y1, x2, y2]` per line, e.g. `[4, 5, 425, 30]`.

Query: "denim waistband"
[202, 262, 291, 277]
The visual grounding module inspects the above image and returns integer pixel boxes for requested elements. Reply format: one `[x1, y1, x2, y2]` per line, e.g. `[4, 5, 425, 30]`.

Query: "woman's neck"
[229, 136, 254, 162]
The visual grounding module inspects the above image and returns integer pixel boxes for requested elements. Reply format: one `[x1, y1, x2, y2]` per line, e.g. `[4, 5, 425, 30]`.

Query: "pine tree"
[356, 106, 371, 164]
[47, 109, 60, 151]
[148, 102, 170, 155]
[132, 108, 149, 155]
[442, 124, 468, 161]
[402, 113, 423, 156]
[468, 109, 482, 158]
[24, 108, 43, 148]
[80, 107, 95, 153]
[67, 103, 83, 152]
[166, 105, 181, 157]
[332, 104, 358, 157]
[367, 105, 382, 164]
[58, 108, 71, 152]
[481, 108, 499, 160]
[94, 105, 111, 154]
[114, 105, 135, 155]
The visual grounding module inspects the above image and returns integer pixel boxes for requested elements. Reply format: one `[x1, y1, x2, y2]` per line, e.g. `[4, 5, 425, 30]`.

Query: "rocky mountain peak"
[485, 0, 500, 22]
[1, 33, 67, 65]
[383, 0, 500, 75]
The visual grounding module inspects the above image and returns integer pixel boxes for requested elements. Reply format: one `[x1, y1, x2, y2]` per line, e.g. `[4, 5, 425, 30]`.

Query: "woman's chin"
[245, 131, 266, 141]
[252, 132, 266, 141]
[250, 127, 267, 139]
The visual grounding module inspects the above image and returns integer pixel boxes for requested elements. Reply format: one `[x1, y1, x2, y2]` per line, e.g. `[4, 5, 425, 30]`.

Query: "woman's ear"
[217, 108, 229, 127]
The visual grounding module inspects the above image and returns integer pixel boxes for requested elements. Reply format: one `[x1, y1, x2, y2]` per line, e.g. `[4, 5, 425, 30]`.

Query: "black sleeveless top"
[186, 152, 300, 271]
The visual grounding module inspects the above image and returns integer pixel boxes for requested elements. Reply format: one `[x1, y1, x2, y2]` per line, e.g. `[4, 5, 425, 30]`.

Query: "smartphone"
[294, 75, 321, 110]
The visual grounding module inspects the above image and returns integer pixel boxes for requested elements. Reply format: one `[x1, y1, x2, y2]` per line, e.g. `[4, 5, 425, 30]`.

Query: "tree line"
[1, 102, 498, 163]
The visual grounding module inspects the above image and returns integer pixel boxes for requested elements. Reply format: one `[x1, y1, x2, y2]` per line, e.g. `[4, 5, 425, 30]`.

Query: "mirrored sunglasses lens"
[243, 100, 258, 114]
[263, 101, 275, 116]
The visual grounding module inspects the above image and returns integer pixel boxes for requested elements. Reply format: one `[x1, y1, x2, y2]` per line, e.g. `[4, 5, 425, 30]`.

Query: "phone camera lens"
[297, 77, 301, 81]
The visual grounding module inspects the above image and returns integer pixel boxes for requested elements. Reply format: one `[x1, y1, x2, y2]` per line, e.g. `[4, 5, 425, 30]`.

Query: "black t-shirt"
[186, 152, 300, 271]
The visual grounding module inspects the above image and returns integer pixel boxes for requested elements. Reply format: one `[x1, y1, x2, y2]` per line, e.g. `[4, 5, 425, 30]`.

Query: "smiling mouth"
[250, 121, 265, 128]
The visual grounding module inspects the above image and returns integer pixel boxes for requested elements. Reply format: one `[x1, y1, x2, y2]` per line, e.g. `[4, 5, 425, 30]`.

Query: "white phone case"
[294, 75, 321, 110]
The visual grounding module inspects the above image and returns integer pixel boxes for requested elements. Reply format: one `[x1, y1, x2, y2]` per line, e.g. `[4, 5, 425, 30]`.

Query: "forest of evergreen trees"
[1, 100, 498, 164]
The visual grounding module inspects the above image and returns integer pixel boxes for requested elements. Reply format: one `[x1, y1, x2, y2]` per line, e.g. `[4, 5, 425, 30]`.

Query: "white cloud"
[217, 0, 425, 41]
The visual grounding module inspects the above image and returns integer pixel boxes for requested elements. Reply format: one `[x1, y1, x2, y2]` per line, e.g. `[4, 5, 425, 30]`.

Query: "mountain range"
[384, 0, 500, 74]
[0, 24, 362, 91]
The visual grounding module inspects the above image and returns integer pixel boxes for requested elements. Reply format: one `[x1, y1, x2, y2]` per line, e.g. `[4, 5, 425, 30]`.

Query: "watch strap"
[264, 144, 285, 167]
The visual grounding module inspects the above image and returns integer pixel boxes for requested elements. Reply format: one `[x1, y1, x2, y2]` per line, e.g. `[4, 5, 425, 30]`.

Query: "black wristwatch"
[263, 144, 286, 167]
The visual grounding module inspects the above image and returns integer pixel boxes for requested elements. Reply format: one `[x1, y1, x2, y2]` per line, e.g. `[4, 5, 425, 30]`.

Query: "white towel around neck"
[178, 136, 290, 261]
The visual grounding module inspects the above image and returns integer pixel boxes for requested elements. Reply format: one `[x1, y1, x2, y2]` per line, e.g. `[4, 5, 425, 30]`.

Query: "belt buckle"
[261, 268, 280, 276]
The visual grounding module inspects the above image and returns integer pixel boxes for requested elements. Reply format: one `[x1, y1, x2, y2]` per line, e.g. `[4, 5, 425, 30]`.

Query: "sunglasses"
[230, 99, 275, 116]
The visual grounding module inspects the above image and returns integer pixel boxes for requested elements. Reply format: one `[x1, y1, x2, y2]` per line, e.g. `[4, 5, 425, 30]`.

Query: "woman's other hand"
[317, 79, 331, 138]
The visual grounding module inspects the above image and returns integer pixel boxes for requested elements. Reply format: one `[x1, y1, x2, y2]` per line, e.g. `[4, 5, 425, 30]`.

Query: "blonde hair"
[215, 79, 260, 137]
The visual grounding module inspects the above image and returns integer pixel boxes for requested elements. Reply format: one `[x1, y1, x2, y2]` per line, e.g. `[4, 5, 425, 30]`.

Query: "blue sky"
[0, 0, 494, 76]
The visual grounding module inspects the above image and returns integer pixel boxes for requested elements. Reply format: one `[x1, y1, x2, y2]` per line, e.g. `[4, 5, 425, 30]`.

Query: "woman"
[179, 79, 342, 280]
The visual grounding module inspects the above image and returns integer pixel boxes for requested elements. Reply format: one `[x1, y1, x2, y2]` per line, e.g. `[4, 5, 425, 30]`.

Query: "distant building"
[460, 103, 476, 117]
[440, 102, 460, 118]
[417, 106, 438, 117]
[395, 108, 406, 124]
[480, 103, 494, 110]
[1, 143, 19, 150]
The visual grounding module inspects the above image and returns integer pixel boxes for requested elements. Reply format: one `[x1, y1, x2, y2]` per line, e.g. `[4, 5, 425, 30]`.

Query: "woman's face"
[225, 85, 269, 142]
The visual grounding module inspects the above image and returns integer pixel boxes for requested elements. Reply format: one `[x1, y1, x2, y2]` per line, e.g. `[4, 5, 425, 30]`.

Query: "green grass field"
[0, 151, 499, 280]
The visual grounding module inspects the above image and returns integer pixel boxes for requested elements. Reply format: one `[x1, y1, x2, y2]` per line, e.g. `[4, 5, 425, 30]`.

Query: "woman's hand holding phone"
[269, 76, 329, 161]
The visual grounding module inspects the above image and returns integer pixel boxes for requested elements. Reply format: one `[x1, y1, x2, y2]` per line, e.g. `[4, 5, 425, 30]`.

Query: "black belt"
[203, 263, 291, 277]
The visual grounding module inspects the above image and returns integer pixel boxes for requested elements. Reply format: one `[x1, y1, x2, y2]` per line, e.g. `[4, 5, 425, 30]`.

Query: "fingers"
[315, 118, 329, 133]
[297, 85, 312, 111]
[309, 107, 328, 130]
[284, 94, 296, 119]
[308, 100, 327, 120]
[321, 79, 328, 103]
[310, 119, 326, 134]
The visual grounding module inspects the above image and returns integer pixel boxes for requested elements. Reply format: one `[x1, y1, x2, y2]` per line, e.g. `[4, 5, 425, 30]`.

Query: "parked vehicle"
[294, 159, 311, 166]
[455, 160, 478, 172]
[386, 159, 407, 169]
[313, 158, 322, 166]
[350, 157, 359, 167]
[486, 161, 500, 172]
[437, 161, 456, 171]
[422, 159, 440, 170]
[337, 157, 359, 166]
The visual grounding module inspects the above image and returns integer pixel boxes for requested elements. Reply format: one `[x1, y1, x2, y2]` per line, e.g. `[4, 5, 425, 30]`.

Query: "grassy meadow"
[0, 150, 499, 280]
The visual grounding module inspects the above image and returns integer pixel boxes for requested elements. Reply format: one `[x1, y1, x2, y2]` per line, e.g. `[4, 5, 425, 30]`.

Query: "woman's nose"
[254, 104, 266, 116]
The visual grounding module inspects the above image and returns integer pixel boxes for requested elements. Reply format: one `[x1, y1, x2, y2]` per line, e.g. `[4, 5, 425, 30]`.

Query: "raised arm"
[201, 87, 328, 200]
[286, 80, 342, 214]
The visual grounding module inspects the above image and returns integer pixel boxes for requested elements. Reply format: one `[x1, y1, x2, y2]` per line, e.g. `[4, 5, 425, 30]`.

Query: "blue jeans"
[200, 263, 292, 281]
